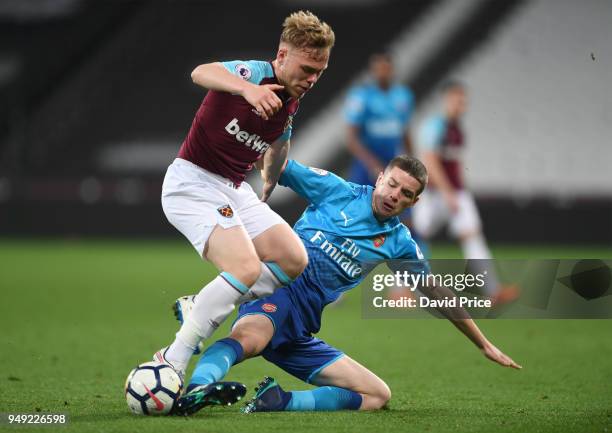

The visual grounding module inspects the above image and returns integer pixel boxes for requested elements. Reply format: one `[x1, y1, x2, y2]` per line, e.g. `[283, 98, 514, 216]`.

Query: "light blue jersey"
[344, 82, 414, 183]
[277, 160, 427, 332]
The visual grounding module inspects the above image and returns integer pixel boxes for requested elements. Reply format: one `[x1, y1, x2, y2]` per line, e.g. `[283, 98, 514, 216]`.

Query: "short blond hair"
[280, 10, 335, 52]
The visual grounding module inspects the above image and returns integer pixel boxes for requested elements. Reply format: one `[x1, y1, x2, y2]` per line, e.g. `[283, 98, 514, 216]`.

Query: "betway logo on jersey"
[310, 231, 362, 278]
[225, 118, 271, 154]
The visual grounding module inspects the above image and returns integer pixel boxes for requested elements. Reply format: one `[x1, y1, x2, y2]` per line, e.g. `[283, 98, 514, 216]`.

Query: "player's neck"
[444, 111, 461, 122]
[371, 198, 390, 223]
[376, 80, 391, 91]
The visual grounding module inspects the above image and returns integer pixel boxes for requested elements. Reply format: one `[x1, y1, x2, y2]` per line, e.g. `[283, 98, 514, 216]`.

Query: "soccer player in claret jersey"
[172, 156, 520, 415]
[153, 11, 335, 404]
[414, 81, 519, 304]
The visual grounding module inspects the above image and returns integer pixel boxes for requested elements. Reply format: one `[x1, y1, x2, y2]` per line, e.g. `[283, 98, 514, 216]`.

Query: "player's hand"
[242, 83, 284, 120]
[260, 178, 278, 202]
[481, 342, 522, 369]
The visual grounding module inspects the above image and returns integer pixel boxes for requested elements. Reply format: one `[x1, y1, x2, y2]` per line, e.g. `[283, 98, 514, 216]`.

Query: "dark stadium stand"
[1, 0, 610, 243]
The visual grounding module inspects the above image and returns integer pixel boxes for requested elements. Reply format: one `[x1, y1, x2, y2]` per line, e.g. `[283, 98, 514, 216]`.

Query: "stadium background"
[1, 1, 611, 432]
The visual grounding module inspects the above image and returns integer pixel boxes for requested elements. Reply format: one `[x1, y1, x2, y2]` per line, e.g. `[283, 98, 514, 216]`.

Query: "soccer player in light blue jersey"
[343, 53, 425, 261]
[344, 53, 414, 184]
[171, 156, 520, 415]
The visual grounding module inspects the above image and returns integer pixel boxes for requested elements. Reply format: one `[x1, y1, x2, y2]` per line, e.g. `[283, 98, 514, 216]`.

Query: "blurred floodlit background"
[0, 0, 610, 245]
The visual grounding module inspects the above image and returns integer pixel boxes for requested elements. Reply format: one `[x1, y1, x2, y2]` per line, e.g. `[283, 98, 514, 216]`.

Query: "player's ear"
[277, 44, 289, 65]
[375, 172, 384, 186]
[412, 195, 420, 206]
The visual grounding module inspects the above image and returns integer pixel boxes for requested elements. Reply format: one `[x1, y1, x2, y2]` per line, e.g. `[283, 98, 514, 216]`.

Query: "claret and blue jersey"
[178, 59, 298, 186]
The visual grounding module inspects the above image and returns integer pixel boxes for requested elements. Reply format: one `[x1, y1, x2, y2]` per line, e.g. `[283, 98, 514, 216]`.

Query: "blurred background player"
[343, 53, 424, 300]
[344, 53, 415, 184]
[413, 81, 518, 303]
[154, 11, 335, 380]
[172, 156, 520, 415]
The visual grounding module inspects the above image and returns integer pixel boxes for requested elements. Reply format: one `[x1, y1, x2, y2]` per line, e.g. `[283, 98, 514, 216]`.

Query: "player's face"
[276, 45, 329, 99]
[445, 88, 467, 119]
[372, 167, 421, 219]
[371, 58, 393, 88]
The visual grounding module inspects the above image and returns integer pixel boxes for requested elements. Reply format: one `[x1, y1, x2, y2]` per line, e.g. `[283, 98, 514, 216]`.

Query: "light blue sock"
[189, 338, 243, 387]
[285, 386, 362, 411]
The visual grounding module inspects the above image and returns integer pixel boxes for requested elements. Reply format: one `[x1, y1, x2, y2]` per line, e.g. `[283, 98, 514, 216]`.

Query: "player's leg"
[174, 315, 274, 415]
[309, 355, 390, 410]
[177, 293, 290, 415]
[159, 160, 263, 374]
[161, 224, 262, 374]
[237, 184, 308, 299]
[412, 190, 449, 252]
[185, 290, 290, 390]
[244, 339, 382, 412]
[400, 208, 429, 257]
[451, 191, 519, 303]
[451, 190, 490, 260]
[188, 314, 274, 389]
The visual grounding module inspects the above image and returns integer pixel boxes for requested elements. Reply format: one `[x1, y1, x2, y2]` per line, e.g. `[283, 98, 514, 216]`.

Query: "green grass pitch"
[1, 240, 611, 432]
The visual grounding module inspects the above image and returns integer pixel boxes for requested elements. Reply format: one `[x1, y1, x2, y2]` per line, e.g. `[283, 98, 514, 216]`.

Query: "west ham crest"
[217, 205, 234, 218]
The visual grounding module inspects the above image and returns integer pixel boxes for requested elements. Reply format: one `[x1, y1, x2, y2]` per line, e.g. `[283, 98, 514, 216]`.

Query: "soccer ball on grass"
[124, 361, 183, 415]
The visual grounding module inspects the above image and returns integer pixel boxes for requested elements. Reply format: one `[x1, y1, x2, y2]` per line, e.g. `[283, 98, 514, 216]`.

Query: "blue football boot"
[242, 377, 292, 413]
[174, 381, 247, 416]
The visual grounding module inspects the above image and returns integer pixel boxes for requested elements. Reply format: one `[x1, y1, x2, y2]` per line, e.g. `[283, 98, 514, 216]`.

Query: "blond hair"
[280, 10, 335, 52]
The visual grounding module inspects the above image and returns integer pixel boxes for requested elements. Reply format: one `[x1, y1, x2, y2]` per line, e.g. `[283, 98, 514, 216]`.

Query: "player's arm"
[387, 251, 520, 370]
[402, 129, 413, 156]
[279, 159, 352, 206]
[419, 118, 458, 212]
[416, 282, 521, 369]
[401, 88, 415, 156]
[190, 62, 283, 120]
[344, 88, 384, 177]
[260, 138, 290, 202]
[347, 125, 385, 177]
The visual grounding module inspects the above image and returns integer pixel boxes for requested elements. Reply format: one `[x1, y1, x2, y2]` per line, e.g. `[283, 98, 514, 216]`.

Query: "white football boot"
[152, 346, 186, 382]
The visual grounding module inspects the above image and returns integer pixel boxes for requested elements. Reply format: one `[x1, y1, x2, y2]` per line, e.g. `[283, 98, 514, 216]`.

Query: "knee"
[230, 329, 267, 358]
[228, 259, 261, 288]
[282, 243, 308, 279]
[364, 382, 391, 410]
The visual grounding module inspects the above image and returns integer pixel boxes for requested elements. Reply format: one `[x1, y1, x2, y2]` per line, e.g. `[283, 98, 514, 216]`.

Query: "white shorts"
[161, 158, 284, 257]
[413, 190, 482, 238]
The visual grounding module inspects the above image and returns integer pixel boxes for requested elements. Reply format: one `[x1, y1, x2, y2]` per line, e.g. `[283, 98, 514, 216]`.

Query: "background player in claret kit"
[414, 81, 518, 303]
[153, 11, 335, 395]
[172, 156, 521, 415]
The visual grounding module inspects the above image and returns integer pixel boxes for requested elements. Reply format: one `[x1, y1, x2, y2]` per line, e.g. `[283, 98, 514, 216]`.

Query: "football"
[124, 361, 183, 415]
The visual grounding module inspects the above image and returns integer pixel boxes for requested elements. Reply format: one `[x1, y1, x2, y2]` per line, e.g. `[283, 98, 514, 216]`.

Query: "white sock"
[460, 233, 491, 259]
[460, 234, 499, 296]
[165, 274, 245, 370]
[239, 263, 283, 302]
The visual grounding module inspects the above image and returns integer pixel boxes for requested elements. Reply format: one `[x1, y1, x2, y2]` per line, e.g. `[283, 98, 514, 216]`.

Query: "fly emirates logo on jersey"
[310, 231, 362, 278]
[225, 118, 271, 154]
